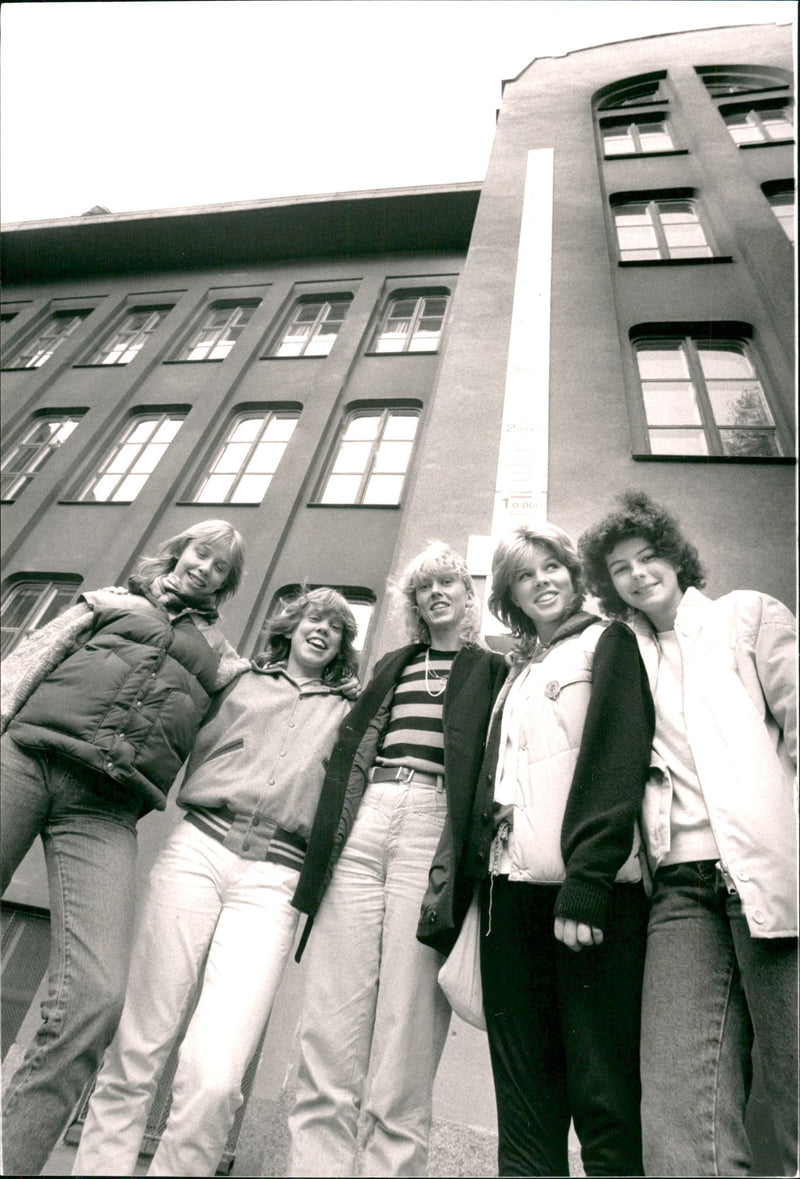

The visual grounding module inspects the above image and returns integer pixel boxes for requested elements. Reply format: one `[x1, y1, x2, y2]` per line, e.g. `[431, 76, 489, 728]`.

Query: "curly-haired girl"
[74, 587, 360, 1177]
[580, 490, 797, 1177]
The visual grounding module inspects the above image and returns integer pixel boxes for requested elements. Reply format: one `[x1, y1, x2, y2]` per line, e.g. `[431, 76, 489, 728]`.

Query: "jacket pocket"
[203, 737, 244, 763]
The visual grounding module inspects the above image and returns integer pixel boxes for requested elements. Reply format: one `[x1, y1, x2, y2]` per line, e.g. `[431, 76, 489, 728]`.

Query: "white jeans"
[288, 779, 452, 1178]
[72, 819, 300, 1176]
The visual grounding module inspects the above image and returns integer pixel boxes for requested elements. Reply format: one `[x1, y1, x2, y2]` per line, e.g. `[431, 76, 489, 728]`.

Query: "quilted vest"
[9, 594, 221, 814]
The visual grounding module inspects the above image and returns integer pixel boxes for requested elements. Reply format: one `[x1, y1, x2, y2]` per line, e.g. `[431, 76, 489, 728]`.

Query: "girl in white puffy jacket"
[464, 522, 654, 1177]
[580, 490, 797, 1178]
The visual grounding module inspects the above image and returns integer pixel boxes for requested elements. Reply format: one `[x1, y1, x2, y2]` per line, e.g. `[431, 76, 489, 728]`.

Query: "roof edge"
[1, 181, 484, 234]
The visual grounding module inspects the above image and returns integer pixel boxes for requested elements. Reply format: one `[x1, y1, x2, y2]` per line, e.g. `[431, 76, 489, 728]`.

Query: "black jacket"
[291, 641, 507, 959]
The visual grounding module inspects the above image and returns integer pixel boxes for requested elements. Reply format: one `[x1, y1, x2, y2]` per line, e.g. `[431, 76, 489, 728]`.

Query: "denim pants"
[480, 875, 649, 1177]
[72, 818, 301, 1177]
[0, 735, 139, 1176]
[288, 778, 452, 1178]
[641, 860, 799, 1177]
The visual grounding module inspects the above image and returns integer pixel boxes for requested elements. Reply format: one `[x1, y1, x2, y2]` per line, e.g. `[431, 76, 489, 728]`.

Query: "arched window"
[1, 575, 83, 657]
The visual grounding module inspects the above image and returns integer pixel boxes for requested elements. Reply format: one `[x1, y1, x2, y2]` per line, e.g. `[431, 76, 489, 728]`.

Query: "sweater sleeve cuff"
[554, 879, 610, 931]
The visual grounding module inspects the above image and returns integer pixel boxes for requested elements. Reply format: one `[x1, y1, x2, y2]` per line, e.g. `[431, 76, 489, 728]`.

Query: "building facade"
[1, 21, 794, 1173]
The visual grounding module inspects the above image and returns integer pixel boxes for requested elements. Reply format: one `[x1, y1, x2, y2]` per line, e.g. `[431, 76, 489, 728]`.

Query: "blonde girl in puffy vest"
[1, 519, 247, 1176]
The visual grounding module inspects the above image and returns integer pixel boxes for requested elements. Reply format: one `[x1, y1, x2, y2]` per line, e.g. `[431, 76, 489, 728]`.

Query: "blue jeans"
[0, 735, 139, 1176]
[288, 777, 452, 1178]
[641, 861, 799, 1177]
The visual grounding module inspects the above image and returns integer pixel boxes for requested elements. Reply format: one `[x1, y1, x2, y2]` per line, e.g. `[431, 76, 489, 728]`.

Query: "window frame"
[83, 305, 173, 367]
[1, 411, 86, 501]
[1, 575, 83, 658]
[599, 113, 677, 157]
[369, 289, 451, 355]
[187, 405, 301, 505]
[629, 327, 788, 460]
[762, 180, 796, 243]
[611, 192, 714, 261]
[315, 404, 422, 506]
[172, 300, 260, 363]
[73, 409, 187, 504]
[720, 99, 795, 146]
[595, 72, 668, 111]
[269, 295, 353, 358]
[695, 65, 792, 98]
[2, 309, 93, 370]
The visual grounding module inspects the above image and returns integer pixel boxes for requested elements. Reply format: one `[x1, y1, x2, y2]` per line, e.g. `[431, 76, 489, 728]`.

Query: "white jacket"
[497, 618, 644, 892]
[630, 587, 797, 938]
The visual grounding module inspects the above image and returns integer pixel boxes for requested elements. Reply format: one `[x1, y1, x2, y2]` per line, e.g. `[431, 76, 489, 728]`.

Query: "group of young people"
[0, 490, 796, 1178]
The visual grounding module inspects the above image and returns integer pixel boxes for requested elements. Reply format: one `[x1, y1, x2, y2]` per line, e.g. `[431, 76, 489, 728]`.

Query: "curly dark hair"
[578, 490, 706, 619]
[264, 586, 359, 686]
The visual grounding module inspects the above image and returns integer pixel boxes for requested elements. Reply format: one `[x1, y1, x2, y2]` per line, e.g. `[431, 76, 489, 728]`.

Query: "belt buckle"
[396, 765, 415, 783]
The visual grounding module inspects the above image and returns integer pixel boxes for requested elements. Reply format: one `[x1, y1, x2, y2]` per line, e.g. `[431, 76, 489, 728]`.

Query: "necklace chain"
[424, 649, 448, 698]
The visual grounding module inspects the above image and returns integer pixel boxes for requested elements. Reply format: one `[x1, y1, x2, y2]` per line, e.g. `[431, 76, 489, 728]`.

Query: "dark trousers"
[480, 876, 648, 1177]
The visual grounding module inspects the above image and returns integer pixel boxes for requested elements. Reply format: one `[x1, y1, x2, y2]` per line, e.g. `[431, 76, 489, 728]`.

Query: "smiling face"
[605, 536, 683, 631]
[510, 543, 576, 644]
[414, 569, 470, 649]
[171, 539, 233, 599]
[287, 605, 344, 680]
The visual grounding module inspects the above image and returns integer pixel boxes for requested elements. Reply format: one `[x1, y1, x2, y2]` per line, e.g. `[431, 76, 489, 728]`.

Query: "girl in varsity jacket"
[73, 587, 359, 1178]
[288, 543, 507, 1179]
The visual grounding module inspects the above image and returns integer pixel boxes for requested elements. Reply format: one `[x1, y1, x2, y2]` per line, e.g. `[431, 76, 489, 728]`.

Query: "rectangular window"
[192, 410, 299, 504]
[723, 103, 794, 145]
[88, 307, 172, 365]
[1, 413, 84, 500]
[176, 303, 258, 361]
[634, 337, 781, 458]
[319, 408, 419, 504]
[4, 311, 91, 369]
[613, 199, 712, 260]
[373, 293, 449, 353]
[272, 298, 352, 357]
[1, 577, 83, 657]
[77, 412, 185, 502]
[602, 118, 674, 156]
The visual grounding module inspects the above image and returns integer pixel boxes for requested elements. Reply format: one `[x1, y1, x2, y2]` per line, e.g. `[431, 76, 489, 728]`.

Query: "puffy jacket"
[630, 587, 797, 938]
[7, 584, 244, 814]
[463, 614, 654, 932]
[292, 642, 507, 958]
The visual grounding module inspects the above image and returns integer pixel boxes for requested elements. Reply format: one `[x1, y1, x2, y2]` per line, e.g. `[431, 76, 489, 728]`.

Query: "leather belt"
[370, 765, 443, 788]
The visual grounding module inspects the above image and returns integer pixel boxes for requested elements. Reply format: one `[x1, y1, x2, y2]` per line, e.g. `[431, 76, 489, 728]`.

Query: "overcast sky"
[0, 0, 795, 224]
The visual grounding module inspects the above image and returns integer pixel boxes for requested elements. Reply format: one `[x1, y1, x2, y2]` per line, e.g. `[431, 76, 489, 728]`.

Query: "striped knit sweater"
[375, 648, 456, 774]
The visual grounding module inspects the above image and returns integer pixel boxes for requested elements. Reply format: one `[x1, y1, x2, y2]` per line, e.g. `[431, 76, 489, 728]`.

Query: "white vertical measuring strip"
[469, 148, 555, 634]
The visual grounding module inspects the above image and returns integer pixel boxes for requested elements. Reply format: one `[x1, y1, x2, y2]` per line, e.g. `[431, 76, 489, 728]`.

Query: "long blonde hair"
[135, 519, 245, 604]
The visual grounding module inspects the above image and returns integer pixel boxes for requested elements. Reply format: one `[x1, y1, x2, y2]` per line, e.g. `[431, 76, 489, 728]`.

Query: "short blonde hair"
[393, 541, 482, 646]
